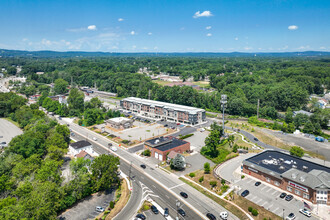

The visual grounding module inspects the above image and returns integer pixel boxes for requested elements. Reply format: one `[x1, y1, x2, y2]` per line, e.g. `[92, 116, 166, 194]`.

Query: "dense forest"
[0, 93, 120, 219]
[1, 56, 329, 131]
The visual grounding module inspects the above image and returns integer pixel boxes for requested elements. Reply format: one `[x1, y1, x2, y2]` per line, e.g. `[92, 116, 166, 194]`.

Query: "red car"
[177, 123, 181, 125]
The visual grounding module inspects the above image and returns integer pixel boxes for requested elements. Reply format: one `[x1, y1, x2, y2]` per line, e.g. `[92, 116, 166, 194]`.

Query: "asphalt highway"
[63, 119, 239, 220]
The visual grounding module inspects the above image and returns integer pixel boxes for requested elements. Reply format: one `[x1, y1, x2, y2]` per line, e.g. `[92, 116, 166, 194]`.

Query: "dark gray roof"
[244, 150, 330, 174]
[145, 136, 188, 152]
[70, 140, 92, 149]
[281, 168, 330, 189]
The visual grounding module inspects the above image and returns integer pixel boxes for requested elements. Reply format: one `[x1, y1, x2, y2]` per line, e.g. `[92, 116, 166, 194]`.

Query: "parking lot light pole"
[282, 208, 285, 220]
[220, 94, 227, 136]
[176, 200, 180, 219]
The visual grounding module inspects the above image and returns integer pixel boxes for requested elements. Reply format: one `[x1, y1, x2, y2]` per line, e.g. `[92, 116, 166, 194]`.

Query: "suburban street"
[62, 119, 240, 220]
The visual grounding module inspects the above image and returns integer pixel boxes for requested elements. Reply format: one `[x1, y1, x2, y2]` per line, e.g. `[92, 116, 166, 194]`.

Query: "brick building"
[144, 136, 190, 161]
[242, 150, 330, 205]
[120, 97, 206, 125]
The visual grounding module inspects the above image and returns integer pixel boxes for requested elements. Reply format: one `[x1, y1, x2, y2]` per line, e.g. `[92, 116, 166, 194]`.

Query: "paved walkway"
[0, 118, 23, 145]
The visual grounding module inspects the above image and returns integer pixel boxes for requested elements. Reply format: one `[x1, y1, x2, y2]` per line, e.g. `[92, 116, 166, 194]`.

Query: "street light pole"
[282, 208, 285, 220]
[176, 200, 180, 219]
[220, 94, 227, 136]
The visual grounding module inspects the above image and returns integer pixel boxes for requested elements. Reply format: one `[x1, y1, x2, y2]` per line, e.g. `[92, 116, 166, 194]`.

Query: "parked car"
[206, 213, 216, 220]
[285, 213, 296, 220]
[108, 143, 113, 147]
[70, 132, 75, 136]
[177, 123, 181, 125]
[140, 164, 146, 169]
[95, 206, 105, 212]
[220, 211, 228, 219]
[315, 136, 325, 142]
[111, 146, 117, 152]
[180, 192, 188, 198]
[285, 194, 293, 201]
[178, 208, 186, 216]
[164, 124, 168, 127]
[299, 208, 311, 217]
[92, 137, 97, 141]
[151, 205, 159, 214]
[255, 181, 261, 186]
[254, 137, 259, 141]
[241, 190, 249, 197]
[280, 192, 287, 198]
[164, 208, 169, 217]
[135, 213, 146, 220]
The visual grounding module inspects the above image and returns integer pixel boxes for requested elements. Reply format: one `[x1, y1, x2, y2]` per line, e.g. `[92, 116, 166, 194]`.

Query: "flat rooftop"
[108, 117, 131, 123]
[145, 136, 188, 152]
[122, 97, 205, 114]
[244, 150, 330, 175]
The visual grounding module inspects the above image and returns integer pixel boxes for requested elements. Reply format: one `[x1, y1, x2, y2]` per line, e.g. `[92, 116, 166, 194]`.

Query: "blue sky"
[0, 0, 329, 52]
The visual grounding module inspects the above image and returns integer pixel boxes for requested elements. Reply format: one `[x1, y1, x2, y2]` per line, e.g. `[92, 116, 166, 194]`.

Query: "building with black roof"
[69, 140, 94, 157]
[242, 150, 330, 205]
[144, 136, 190, 161]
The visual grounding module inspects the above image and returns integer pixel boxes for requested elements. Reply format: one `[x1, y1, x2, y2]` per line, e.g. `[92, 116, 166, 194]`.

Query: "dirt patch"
[104, 179, 130, 220]
[186, 170, 229, 196]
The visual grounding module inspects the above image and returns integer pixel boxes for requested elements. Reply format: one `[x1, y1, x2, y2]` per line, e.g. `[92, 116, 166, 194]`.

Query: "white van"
[220, 211, 228, 220]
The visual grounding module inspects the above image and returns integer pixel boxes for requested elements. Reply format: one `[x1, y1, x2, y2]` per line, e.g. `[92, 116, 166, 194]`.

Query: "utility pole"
[148, 89, 151, 100]
[257, 99, 260, 119]
[220, 95, 227, 136]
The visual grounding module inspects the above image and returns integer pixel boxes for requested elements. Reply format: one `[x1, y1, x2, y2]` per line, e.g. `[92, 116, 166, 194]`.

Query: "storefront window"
[266, 177, 270, 182]
[274, 181, 280, 186]
[303, 193, 309, 199]
[287, 186, 292, 192]
[295, 189, 301, 195]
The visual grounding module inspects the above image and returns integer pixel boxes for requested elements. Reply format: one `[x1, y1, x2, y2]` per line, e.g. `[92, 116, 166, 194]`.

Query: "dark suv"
[151, 205, 159, 214]
[241, 190, 249, 197]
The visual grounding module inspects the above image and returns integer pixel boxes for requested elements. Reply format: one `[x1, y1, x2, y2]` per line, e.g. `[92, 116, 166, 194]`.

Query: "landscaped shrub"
[248, 207, 253, 212]
[189, 172, 195, 178]
[241, 175, 245, 179]
[110, 201, 114, 209]
[204, 162, 210, 174]
[179, 133, 194, 139]
[209, 181, 217, 187]
[251, 209, 259, 216]
[199, 176, 204, 183]
[221, 179, 226, 185]
[143, 205, 150, 211]
[142, 149, 151, 156]
[122, 140, 130, 144]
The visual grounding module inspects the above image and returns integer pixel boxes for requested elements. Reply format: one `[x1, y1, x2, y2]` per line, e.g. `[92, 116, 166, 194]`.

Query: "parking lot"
[0, 118, 23, 147]
[237, 177, 318, 220]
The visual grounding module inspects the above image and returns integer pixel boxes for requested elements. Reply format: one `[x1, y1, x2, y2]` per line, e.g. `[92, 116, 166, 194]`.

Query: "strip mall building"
[243, 150, 330, 205]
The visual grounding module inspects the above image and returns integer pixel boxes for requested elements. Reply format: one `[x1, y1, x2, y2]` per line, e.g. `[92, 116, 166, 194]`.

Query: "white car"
[220, 211, 228, 220]
[111, 146, 117, 152]
[285, 213, 296, 220]
[95, 206, 105, 212]
[299, 208, 311, 217]
[92, 137, 97, 141]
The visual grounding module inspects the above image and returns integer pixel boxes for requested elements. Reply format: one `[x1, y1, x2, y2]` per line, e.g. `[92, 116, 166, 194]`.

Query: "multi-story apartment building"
[120, 97, 206, 125]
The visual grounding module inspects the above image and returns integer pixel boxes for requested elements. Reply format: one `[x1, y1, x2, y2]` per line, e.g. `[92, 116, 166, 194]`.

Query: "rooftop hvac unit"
[300, 176, 306, 182]
[291, 173, 297, 179]
[303, 166, 308, 170]
[155, 139, 159, 144]
[279, 166, 285, 170]
[292, 165, 297, 168]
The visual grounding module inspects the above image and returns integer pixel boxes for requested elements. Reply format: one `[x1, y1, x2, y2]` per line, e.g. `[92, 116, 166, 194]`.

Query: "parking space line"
[251, 196, 258, 202]
[261, 185, 268, 191]
[246, 179, 253, 184]
[267, 203, 273, 210]
[273, 207, 279, 213]
[261, 201, 268, 207]
[266, 187, 272, 193]
[271, 190, 278, 195]
[256, 198, 263, 204]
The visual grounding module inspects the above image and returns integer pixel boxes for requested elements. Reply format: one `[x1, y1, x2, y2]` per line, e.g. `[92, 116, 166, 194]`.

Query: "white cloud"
[87, 25, 97, 30]
[154, 46, 158, 50]
[130, 31, 136, 35]
[118, 18, 124, 22]
[234, 37, 238, 41]
[193, 11, 213, 18]
[142, 47, 148, 50]
[320, 46, 326, 50]
[244, 46, 252, 50]
[288, 25, 298, 30]
[206, 26, 212, 30]
[148, 32, 152, 35]
[206, 33, 212, 37]
[132, 45, 137, 49]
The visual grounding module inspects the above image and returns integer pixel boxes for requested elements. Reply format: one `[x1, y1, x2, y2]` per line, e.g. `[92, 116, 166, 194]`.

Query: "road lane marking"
[169, 183, 185, 190]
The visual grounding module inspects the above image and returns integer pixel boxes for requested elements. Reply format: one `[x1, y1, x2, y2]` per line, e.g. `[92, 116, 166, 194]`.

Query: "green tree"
[91, 154, 120, 191]
[68, 88, 85, 115]
[171, 154, 186, 170]
[54, 79, 69, 94]
[290, 146, 304, 158]
[204, 162, 210, 174]
[285, 107, 293, 123]
[303, 120, 314, 134]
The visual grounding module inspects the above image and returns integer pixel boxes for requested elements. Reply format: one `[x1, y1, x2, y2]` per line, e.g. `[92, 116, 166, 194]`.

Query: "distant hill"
[0, 49, 330, 58]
